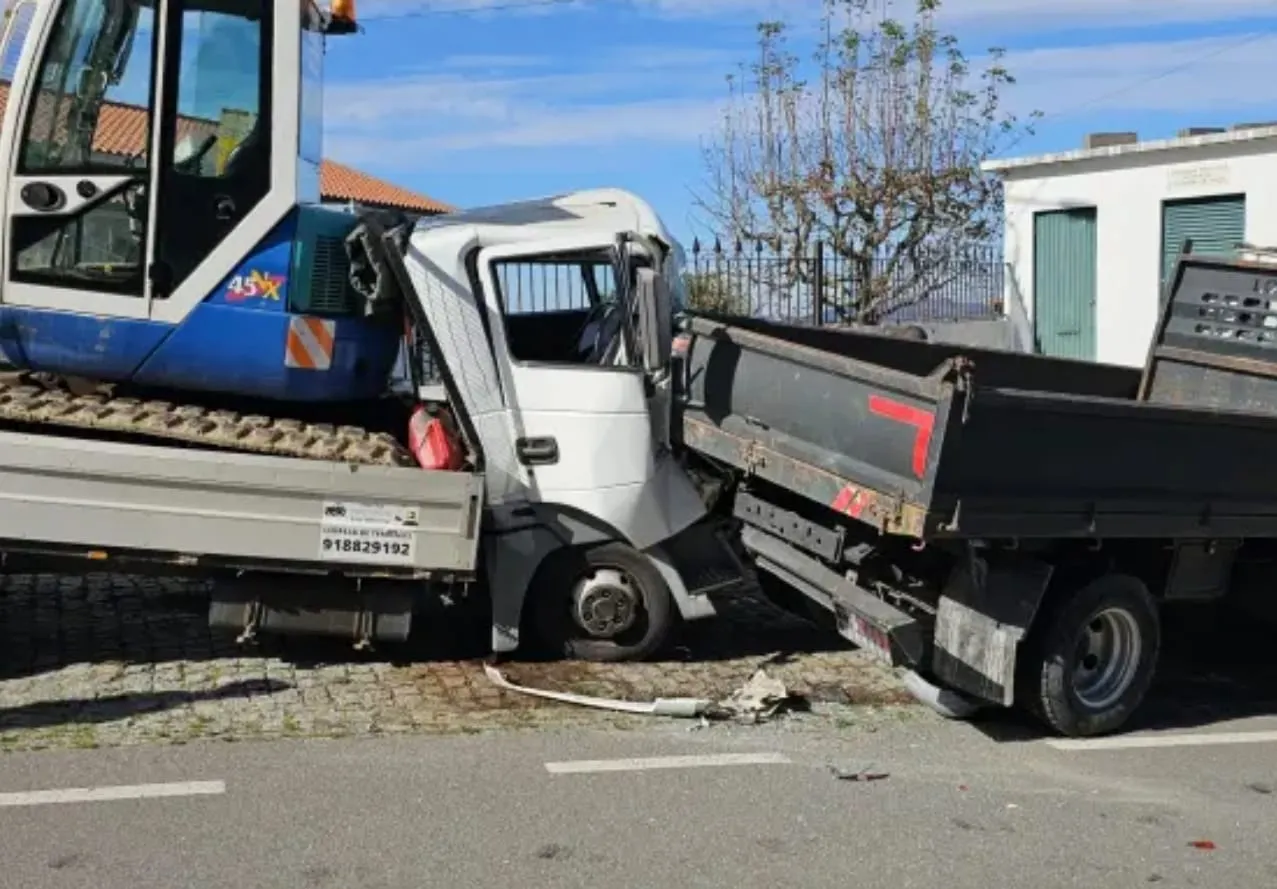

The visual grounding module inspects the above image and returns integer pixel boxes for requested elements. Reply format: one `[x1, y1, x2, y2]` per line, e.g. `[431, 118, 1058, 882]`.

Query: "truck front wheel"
[528, 541, 674, 663]
[1021, 574, 1160, 737]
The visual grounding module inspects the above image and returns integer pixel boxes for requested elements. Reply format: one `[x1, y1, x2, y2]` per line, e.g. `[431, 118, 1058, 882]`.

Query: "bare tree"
[696, 0, 1040, 323]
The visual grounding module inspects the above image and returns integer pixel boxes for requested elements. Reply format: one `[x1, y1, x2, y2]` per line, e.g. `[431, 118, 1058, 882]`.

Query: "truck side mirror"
[634, 267, 671, 373]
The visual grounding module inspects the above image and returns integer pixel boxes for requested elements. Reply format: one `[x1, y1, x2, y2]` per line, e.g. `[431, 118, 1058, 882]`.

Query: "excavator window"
[17, 0, 151, 174]
[10, 0, 154, 292]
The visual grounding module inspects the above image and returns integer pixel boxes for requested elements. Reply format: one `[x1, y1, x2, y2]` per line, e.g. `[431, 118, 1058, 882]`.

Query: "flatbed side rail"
[0, 430, 485, 576]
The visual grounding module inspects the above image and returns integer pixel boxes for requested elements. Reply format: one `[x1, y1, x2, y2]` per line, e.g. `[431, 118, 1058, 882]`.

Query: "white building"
[983, 125, 1277, 367]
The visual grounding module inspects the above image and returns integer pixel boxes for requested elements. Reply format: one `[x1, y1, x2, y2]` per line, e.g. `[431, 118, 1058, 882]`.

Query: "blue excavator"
[0, 0, 430, 466]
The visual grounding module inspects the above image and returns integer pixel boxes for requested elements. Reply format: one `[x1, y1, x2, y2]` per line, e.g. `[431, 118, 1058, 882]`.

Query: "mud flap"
[931, 551, 1053, 706]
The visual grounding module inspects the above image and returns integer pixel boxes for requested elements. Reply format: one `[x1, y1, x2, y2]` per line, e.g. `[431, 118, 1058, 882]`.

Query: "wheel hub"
[1070, 607, 1142, 710]
[572, 568, 639, 638]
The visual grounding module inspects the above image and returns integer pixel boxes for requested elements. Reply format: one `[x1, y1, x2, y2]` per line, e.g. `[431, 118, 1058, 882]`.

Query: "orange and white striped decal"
[284, 316, 335, 370]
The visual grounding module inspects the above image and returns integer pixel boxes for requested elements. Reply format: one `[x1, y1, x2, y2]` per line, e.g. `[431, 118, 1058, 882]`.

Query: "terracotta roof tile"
[0, 82, 450, 214]
[320, 159, 451, 214]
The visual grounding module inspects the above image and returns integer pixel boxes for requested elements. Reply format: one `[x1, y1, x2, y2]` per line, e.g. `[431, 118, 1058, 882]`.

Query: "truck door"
[474, 233, 701, 549]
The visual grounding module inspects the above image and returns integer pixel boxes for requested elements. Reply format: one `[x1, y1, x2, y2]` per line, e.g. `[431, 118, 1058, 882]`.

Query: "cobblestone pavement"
[0, 573, 912, 752]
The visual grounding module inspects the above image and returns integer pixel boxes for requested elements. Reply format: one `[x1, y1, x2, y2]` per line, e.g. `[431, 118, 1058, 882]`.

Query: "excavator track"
[0, 378, 419, 467]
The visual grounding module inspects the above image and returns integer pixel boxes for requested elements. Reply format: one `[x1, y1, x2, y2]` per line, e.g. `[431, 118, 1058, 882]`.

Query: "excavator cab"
[0, 0, 398, 403]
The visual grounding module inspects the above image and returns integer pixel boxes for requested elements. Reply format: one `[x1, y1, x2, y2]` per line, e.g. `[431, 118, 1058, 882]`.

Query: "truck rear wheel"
[529, 541, 674, 662]
[1021, 574, 1160, 737]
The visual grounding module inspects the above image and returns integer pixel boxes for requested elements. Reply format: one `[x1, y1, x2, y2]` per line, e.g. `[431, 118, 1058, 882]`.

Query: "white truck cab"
[391, 188, 738, 660]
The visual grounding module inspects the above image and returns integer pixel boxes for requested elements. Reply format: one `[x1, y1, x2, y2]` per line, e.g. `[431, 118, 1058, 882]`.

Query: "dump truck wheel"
[529, 541, 674, 662]
[1021, 573, 1160, 737]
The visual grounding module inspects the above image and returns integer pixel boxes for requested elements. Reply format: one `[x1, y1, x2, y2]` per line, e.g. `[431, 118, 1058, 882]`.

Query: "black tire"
[1020, 573, 1160, 737]
[528, 541, 674, 663]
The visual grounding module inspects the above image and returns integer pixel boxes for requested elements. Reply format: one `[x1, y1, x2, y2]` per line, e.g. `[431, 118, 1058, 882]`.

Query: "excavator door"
[0, 0, 313, 339]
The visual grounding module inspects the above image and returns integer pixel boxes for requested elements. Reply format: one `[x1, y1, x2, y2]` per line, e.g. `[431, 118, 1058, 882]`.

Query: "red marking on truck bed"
[831, 485, 868, 518]
[867, 395, 934, 479]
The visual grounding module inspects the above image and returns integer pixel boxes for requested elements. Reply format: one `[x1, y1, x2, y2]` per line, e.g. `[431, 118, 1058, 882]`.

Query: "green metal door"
[1033, 207, 1097, 360]
[1162, 194, 1245, 286]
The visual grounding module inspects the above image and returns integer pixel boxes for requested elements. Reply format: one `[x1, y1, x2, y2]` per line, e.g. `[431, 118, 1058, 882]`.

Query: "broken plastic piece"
[1188, 840, 1216, 851]
[707, 668, 806, 723]
[482, 663, 710, 717]
[828, 763, 889, 782]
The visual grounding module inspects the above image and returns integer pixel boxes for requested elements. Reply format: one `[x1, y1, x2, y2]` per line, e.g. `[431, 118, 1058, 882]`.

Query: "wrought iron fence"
[685, 237, 1005, 325]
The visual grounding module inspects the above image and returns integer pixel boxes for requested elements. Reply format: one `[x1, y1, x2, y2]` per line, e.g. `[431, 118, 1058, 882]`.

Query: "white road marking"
[0, 780, 226, 808]
[544, 752, 791, 774]
[1047, 730, 1277, 752]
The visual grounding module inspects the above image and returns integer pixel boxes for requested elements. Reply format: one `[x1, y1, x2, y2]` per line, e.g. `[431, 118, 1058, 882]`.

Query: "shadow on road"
[0, 678, 289, 733]
[16, 571, 1276, 739]
[0, 572, 848, 680]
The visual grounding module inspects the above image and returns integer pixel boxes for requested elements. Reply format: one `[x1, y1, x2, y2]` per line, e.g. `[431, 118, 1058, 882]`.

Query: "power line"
[1000, 28, 1275, 155]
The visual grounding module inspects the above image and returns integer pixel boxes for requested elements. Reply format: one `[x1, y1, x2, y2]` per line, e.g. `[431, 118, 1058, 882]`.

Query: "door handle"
[516, 436, 558, 466]
[19, 182, 65, 212]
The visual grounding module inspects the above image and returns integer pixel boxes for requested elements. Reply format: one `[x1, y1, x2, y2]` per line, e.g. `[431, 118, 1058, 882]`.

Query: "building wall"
[1001, 137, 1277, 367]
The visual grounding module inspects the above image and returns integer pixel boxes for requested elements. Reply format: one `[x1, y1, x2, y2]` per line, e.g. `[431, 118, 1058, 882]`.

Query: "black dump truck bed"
[676, 254, 1277, 541]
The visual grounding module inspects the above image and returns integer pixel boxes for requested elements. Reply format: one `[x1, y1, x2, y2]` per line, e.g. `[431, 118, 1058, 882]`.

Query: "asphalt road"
[3, 711, 1276, 889]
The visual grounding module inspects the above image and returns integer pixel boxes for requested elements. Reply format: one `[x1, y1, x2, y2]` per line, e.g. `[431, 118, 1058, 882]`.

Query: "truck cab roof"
[411, 187, 679, 255]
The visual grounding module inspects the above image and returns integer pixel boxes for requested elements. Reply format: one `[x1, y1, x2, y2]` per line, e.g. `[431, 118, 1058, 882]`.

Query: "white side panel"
[511, 365, 704, 549]
[2, 282, 151, 317]
[0, 429, 485, 573]
[403, 234, 530, 503]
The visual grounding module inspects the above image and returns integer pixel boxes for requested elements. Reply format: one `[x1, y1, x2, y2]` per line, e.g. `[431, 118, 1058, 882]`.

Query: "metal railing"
[684, 237, 1004, 326]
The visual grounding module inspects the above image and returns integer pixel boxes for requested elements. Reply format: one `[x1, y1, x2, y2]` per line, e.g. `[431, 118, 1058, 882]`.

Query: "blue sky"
[322, 0, 1277, 245]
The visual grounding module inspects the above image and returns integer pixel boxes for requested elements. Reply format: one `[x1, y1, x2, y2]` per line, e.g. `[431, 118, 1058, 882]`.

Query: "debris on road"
[827, 763, 889, 782]
[706, 668, 807, 724]
[482, 663, 710, 717]
[482, 664, 807, 724]
[1246, 781, 1272, 795]
[1188, 840, 1217, 851]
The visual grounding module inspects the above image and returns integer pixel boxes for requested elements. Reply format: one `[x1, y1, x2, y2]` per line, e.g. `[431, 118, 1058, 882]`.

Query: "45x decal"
[225, 270, 285, 302]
